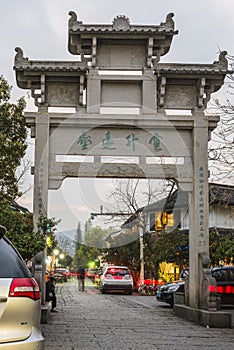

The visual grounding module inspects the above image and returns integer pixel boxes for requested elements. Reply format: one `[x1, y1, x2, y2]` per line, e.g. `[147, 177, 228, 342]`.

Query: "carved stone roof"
[155, 63, 229, 74]
[14, 48, 88, 72]
[154, 51, 232, 95]
[14, 47, 88, 89]
[14, 60, 88, 72]
[69, 12, 177, 34]
[155, 63, 230, 75]
[155, 51, 231, 74]
[68, 12, 178, 57]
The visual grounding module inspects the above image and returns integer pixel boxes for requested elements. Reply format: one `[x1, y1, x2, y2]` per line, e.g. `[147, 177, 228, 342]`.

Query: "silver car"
[0, 226, 44, 349]
[100, 265, 133, 295]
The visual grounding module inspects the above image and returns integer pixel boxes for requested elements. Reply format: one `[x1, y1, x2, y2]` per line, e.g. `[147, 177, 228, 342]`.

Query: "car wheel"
[128, 287, 133, 295]
[169, 295, 174, 308]
[101, 287, 105, 294]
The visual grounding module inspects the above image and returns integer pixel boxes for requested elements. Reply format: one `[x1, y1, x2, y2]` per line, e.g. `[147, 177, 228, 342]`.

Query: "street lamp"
[59, 253, 65, 267]
[53, 249, 59, 270]
[53, 249, 59, 256]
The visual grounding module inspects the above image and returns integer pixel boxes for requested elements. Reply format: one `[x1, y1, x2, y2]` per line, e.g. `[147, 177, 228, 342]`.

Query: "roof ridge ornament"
[213, 50, 228, 69]
[68, 11, 83, 29]
[161, 13, 175, 30]
[112, 15, 130, 31]
[14, 47, 28, 65]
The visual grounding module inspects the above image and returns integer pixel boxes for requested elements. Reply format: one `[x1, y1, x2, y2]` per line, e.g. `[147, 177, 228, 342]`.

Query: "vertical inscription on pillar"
[38, 162, 45, 216]
[198, 166, 206, 247]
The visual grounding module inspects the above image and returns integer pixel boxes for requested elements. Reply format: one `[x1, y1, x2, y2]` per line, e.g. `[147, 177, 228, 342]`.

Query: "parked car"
[156, 280, 185, 307]
[0, 225, 44, 349]
[53, 268, 68, 282]
[100, 265, 133, 295]
[211, 265, 234, 306]
[156, 269, 188, 307]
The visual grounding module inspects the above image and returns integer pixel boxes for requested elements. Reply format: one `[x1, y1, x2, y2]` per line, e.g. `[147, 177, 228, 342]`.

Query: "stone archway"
[14, 12, 229, 323]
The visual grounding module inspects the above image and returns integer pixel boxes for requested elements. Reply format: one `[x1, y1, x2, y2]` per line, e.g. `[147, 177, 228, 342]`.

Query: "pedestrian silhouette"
[77, 266, 85, 292]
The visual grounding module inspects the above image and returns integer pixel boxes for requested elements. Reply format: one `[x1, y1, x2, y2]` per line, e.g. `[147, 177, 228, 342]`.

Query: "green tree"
[74, 221, 83, 252]
[0, 207, 45, 262]
[76, 221, 82, 243]
[209, 230, 234, 266]
[0, 76, 27, 200]
[103, 232, 140, 283]
[75, 244, 101, 269]
[62, 254, 73, 269]
[74, 224, 106, 269]
[0, 204, 59, 263]
[37, 215, 59, 256]
[84, 225, 108, 248]
[152, 229, 189, 270]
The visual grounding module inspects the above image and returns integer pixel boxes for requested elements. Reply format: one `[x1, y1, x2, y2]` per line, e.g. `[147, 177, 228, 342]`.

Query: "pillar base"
[174, 304, 232, 328]
[40, 303, 49, 324]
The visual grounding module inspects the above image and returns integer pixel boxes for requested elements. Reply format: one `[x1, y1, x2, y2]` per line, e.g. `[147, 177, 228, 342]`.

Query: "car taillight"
[208, 285, 216, 293]
[124, 275, 131, 280]
[225, 286, 234, 294]
[9, 278, 40, 300]
[104, 273, 113, 279]
[215, 285, 234, 294]
[216, 286, 224, 293]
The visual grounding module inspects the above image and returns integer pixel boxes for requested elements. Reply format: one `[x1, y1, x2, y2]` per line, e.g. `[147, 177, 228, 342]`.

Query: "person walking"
[77, 265, 86, 292]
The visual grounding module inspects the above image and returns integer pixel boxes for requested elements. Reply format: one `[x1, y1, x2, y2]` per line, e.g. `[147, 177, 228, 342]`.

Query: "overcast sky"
[1, 0, 234, 234]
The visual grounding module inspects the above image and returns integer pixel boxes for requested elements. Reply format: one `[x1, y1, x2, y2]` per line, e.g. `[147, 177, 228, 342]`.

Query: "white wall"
[209, 205, 234, 229]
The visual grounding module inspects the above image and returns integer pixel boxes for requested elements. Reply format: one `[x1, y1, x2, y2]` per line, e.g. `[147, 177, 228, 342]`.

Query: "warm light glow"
[155, 212, 174, 230]
[53, 249, 59, 256]
[46, 256, 52, 264]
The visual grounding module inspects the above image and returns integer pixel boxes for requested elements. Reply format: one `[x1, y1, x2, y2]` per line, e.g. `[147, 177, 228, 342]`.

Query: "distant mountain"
[57, 229, 77, 241]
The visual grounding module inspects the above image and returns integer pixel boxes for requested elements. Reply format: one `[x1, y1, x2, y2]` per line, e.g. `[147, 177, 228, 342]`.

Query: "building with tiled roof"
[122, 183, 234, 236]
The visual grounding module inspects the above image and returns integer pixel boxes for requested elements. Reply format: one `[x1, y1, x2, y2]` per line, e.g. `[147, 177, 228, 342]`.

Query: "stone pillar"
[86, 69, 101, 113]
[32, 107, 50, 308]
[188, 108, 209, 308]
[142, 69, 157, 114]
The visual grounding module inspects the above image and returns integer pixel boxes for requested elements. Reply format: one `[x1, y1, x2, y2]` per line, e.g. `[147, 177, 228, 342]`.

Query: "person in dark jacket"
[77, 266, 85, 292]
[46, 274, 58, 312]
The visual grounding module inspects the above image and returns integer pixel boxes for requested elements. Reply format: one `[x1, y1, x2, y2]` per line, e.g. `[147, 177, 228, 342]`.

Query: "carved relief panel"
[97, 43, 146, 68]
[164, 85, 196, 109]
[47, 83, 80, 107]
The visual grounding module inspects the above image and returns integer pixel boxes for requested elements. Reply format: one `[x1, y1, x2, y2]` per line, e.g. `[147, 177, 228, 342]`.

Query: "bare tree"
[107, 178, 177, 226]
[57, 235, 74, 255]
[15, 158, 32, 198]
[208, 55, 234, 182]
[108, 180, 151, 218]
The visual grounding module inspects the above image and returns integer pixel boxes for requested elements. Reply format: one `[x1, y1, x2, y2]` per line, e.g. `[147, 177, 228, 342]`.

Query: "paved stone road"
[41, 280, 234, 350]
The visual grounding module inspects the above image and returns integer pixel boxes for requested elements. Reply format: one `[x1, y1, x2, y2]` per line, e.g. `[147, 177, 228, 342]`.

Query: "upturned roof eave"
[14, 61, 88, 73]
[154, 63, 232, 75]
